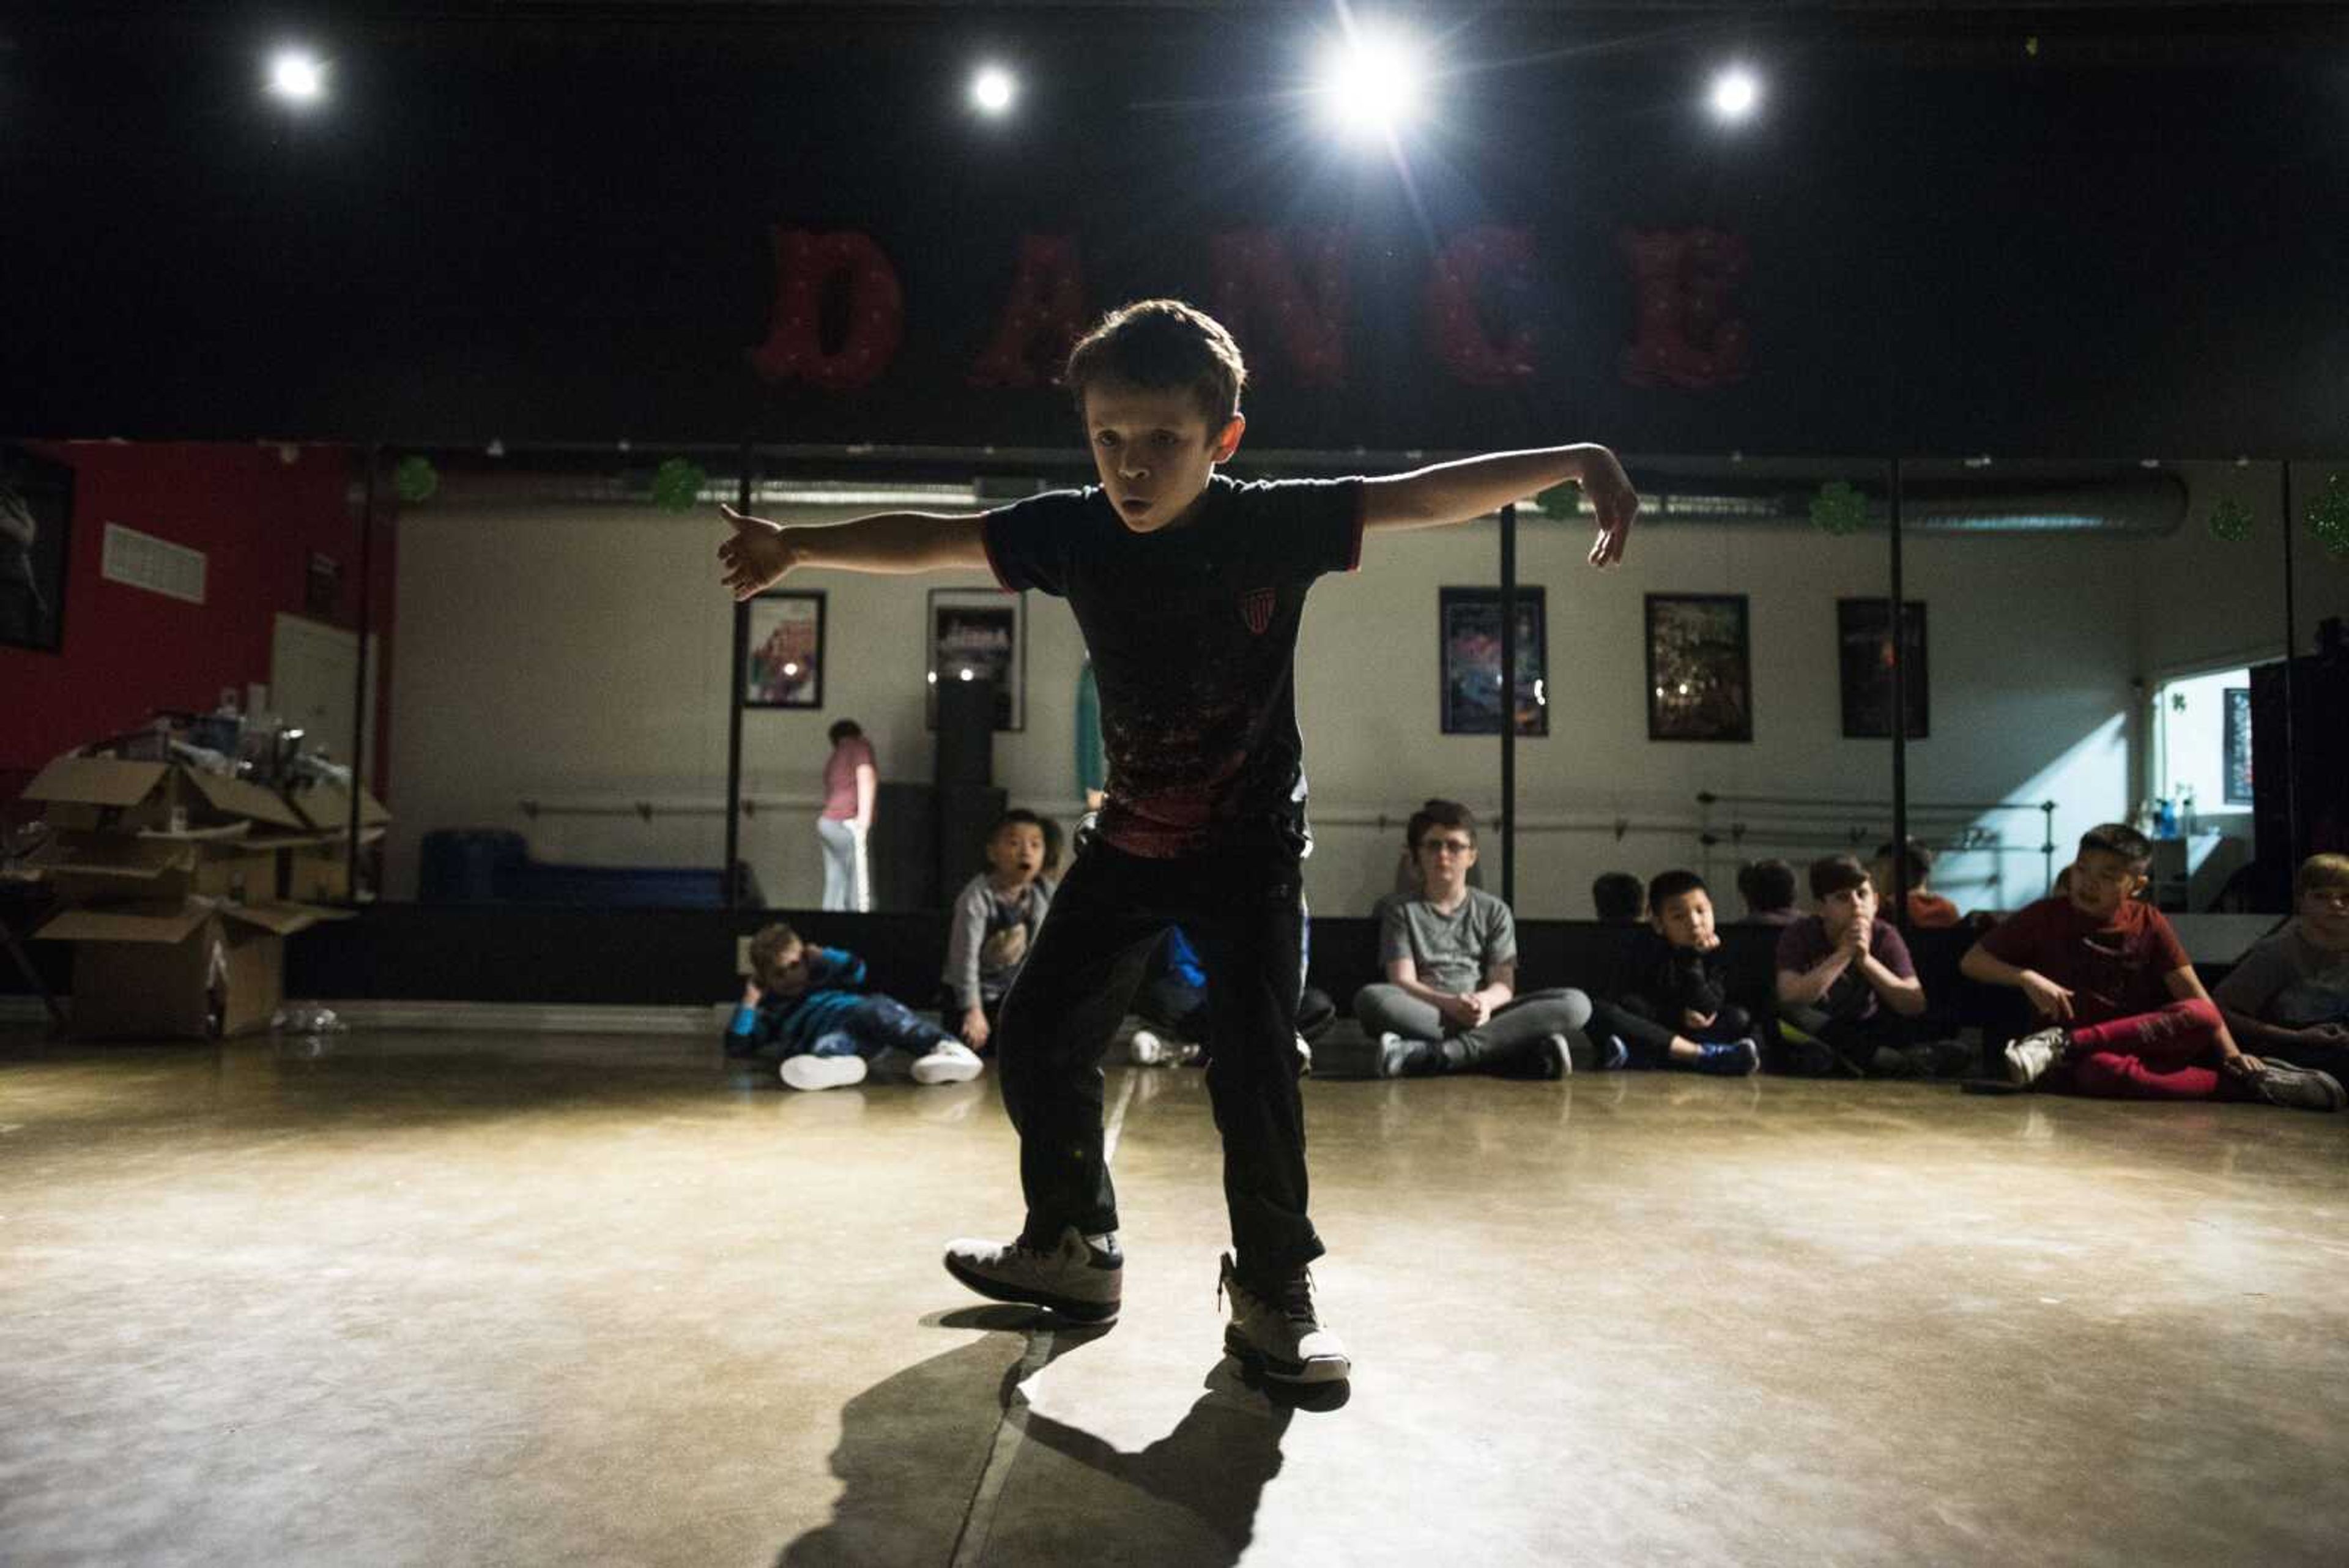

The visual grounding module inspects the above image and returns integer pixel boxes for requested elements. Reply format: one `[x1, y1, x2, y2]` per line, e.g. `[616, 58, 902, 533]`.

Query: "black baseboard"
[4, 898, 2047, 1039]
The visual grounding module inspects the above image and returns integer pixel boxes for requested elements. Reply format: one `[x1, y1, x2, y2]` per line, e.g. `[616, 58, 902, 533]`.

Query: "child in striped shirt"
[727, 921, 981, 1091]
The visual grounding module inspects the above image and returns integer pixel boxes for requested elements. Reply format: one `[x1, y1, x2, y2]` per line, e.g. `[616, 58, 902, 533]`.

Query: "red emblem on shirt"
[1240, 586, 1275, 635]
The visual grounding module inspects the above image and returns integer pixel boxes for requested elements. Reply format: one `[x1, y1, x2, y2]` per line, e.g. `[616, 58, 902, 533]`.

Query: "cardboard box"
[32, 830, 288, 907]
[282, 781, 392, 836]
[279, 833, 384, 903]
[34, 899, 347, 1039]
[21, 758, 308, 836]
[278, 783, 392, 902]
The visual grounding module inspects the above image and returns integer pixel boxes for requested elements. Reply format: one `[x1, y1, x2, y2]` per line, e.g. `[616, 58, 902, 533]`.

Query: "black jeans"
[1778, 1003, 1914, 1077]
[1585, 995, 1753, 1069]
[993, 839, 1320, 1291]
[1140, 977, 1338, 1046]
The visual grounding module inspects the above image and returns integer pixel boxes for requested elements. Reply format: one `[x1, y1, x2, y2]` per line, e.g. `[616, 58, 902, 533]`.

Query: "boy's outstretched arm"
[1360, 444, 1639, 567]
[718, 505, 991, 600]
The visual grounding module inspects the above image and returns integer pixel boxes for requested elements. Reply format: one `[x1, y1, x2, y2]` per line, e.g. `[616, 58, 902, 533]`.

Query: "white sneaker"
[781, 1052, 868, 1091]
[943, 1225, 1122, 1324]
[1295, 1033, 1313, 1077]
[913, 1039, 984, 1085]
[2002, 1026, 2067, 1087]
[1220, 1253, 1350, 1384]
[1129, 1028, 1168, 1066]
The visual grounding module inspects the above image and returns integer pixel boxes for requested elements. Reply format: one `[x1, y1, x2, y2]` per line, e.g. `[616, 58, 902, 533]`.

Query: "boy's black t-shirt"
[984, 474, 1365, 859]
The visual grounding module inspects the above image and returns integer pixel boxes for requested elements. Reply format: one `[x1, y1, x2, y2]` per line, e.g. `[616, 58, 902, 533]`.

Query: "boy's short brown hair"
[1809, 854, 1872, 902]
[2079, 822, 2155, 869]
[2298, 853, 2349, 901]
[747, 921, 801, 987]
[1406, 798, 1477, 850]
[1063, 299, 1247, 427]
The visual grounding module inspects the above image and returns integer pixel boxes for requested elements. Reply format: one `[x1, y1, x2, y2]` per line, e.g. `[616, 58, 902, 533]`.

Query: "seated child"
[942, 809, 1055, 1052]
[1959, 824, 2342, 1110]
[1131, 924, 1336, 1066]
[1592, 871, 1646, 924]
[1583, 869, 1762, 1075]
[2213, 853, 2349, 1079]
[729, 921, 983, 1091]
[1775, 854, 1964, 1077]
[1871, 838, 1963, 929]
[1736, 858, 1801, 926]
[1354, 800, 1592, 1079]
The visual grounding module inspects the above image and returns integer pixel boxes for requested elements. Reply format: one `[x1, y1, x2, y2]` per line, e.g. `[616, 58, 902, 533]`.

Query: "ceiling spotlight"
[1318, 30, 1426, 139]
[1709, 65, 1760, 122]
[970, 65, 1017, 116]
[269, 49, 325, 105]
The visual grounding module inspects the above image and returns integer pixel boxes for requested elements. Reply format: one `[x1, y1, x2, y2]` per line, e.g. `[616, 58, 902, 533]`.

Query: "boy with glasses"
[1354, 800, 1594, 1079]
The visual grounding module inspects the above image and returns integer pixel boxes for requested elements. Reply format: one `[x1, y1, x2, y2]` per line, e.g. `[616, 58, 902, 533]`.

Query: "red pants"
[2060, 999, 2238, 1101]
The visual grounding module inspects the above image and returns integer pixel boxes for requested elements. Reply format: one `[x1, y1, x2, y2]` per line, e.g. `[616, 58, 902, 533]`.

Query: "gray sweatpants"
[1353, 984, 1593, 1074]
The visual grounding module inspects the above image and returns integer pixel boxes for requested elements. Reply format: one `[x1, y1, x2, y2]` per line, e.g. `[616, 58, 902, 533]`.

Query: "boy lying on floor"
[728, 921, 982, 1091]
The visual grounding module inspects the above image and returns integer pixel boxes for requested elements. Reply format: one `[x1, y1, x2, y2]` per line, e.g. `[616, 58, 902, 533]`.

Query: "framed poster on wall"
[743, 590, 825, 709]
[1646, 593, 1753, 743]
[1439, 587, 1549, 735]
[929, 587, 1025, 731]
[1837, 598, 1929, 739]
[0, 444, 73, 654]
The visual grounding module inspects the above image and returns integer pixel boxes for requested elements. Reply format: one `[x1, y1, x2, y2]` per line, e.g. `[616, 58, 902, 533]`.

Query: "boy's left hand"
[1583, 448, 1639, 568]
[2221, 1051, 2265, 1079]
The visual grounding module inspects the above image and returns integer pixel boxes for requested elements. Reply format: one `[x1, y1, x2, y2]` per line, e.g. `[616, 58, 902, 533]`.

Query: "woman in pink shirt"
[818, 719, 877, 912]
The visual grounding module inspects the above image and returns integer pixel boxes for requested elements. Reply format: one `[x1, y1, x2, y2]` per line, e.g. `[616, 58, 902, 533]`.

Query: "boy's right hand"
[740, 979, 763, 1007]
[719, 504, 798, 600]
[962, 1008, 990, 1050]
[2020, 970, 2074, 1020]
[2297, 1022, 2349, 1047]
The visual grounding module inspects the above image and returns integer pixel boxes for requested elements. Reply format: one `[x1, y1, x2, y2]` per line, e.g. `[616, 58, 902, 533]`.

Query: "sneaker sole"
[941, 1254, 1121, 1325]
[912, 1053, 984, 1086]
[781, 1056, 867, 1091]
[2263, 1068, 2347, 1112]
[1224, 1326, 1351, 1384]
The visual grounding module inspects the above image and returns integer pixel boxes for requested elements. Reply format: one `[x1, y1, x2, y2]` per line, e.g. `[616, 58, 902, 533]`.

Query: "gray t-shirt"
[1378, 888, 1516, 995]
[2214, 920, 2349, 1028]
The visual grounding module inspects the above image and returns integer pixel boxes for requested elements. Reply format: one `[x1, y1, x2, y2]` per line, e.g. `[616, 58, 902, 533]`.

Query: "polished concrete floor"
[3, 1027, 2347, 1567]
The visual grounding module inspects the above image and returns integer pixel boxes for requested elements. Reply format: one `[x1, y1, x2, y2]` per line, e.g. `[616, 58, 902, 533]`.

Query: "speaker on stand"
[935, 678, 1004, 899]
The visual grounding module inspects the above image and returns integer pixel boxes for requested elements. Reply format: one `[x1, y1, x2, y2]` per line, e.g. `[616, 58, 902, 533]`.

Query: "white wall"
[385, 483, 2189, 918]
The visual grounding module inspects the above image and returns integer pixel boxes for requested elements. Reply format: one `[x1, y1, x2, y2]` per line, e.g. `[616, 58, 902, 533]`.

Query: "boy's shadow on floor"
[778, 1305, 1343, 1567]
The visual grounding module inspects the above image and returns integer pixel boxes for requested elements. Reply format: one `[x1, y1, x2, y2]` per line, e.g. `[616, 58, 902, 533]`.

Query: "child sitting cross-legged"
[728, 921, 983, 1091]
[1775, 854, 1967, 1078]
[1583, 869, 1763, 1075]
[2213, 853, 2349, 1081]
[1353, 800, 1593, 1079]
[1960, 824, 2342, 1110]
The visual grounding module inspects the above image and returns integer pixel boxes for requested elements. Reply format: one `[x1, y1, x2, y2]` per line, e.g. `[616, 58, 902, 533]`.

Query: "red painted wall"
[1, 442, 398, 802]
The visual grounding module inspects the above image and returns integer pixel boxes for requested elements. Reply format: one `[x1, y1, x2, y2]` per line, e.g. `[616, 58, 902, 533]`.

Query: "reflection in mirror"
[1900, 458, 2349, 938]
[2, 439, 390, 899]
[388, 451, 744, 910]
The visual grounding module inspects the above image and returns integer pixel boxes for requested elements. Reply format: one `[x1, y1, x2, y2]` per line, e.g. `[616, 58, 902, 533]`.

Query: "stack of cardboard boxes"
[21, 757, 388, 1038]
